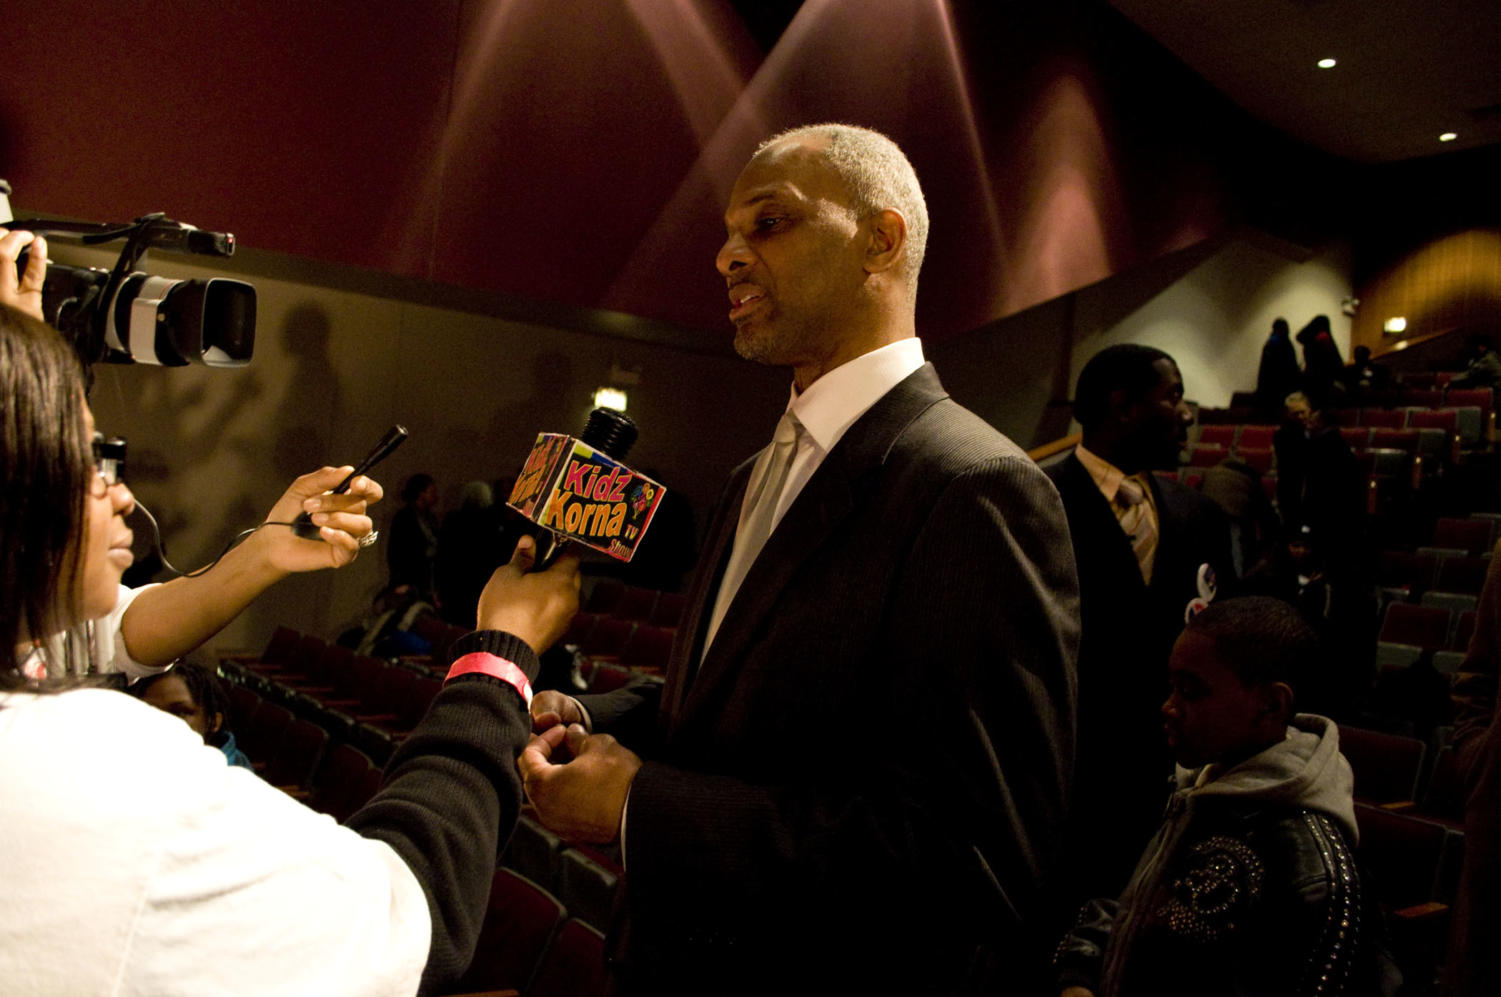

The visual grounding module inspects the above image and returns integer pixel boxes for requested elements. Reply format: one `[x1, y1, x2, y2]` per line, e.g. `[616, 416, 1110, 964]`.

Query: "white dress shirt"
[704, 337, 927, 650]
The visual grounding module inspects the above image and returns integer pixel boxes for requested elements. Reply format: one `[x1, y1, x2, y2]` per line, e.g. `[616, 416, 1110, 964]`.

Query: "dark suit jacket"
[1045, 453, 1235, 917]
[581, 364, 1079, 994]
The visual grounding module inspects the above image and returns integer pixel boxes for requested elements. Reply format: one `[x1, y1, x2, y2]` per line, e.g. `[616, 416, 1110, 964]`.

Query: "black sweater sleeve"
[345, 629, 537, 994]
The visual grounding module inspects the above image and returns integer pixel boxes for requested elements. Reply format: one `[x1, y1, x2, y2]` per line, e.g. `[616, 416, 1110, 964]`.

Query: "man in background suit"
[1046, 344, 1235, 925]
[520, 124, 1079, 994]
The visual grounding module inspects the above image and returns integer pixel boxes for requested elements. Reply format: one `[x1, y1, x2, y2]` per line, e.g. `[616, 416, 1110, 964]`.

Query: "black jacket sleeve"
[345, 629, 537, 994]
[1054, 898, 1118, 993]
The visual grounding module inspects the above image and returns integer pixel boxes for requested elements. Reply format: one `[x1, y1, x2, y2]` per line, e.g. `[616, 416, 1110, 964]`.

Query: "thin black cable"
[132, 497, 299, 579]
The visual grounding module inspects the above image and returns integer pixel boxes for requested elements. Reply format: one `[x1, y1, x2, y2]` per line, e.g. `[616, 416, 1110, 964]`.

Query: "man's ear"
[208, 710, 225, 736]
[863, 208, 906, 275]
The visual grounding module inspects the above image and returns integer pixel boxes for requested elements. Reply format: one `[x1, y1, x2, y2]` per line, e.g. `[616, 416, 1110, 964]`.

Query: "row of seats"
[505, 815, 623, 933]
[583, 578, 686, 628]
[1379, 550, 1492, 599]
[1339, 721, 1469, 990]
[1211, 385, 1495, 442]
[222, 628, 443, 765]
[442, 868, 611, 997]
[556, 580, 686, 675]
[222, 673, 384, 821]
[1375, 515, 1496, 678]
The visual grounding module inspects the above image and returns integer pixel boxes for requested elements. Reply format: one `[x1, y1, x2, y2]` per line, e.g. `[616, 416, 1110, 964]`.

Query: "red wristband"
[446, 652, 533, 707]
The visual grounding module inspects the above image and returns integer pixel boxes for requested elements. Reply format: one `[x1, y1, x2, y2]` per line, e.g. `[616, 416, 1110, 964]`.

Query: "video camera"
[2, 179, 255, 369]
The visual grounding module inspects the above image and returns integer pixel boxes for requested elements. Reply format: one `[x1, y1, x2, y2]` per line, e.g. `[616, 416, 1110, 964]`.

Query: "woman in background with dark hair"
[0, 238, 580, 992]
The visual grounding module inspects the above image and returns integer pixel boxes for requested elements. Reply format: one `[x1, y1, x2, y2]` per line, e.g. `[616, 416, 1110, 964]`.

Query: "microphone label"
[507, 432, 665, 561]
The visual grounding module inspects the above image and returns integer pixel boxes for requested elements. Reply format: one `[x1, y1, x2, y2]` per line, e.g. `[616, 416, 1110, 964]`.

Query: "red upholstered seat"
[449, 869, 566, 995]
[1378, 603, 1452, 651]
[1341, 725, 1426, 805]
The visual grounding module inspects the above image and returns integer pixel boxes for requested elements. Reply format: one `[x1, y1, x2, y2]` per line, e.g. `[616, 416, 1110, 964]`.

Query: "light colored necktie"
[1115, 474, 1158, 583]
[703, 412, 802, 654]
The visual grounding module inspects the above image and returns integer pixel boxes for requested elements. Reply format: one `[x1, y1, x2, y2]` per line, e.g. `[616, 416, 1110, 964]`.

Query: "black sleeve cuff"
[448, 629, 542, 684]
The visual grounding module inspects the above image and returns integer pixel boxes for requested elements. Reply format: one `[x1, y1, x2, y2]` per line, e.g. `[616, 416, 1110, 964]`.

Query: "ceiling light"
[1440, 132, 1458, 142]
[1316, 58, 1337, 69]
[1383, 317, 1407, 335]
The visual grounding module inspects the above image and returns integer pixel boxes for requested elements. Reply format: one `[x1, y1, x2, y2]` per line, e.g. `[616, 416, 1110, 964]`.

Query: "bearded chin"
[733, 323, 775, 365]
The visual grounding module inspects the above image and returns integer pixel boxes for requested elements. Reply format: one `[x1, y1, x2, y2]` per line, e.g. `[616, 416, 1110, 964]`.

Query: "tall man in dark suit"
[520, 124, 1080, 994]
[1045, 344, 1235, 925]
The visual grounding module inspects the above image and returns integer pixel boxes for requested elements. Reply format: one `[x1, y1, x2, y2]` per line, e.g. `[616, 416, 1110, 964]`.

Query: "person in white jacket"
[0, 235, 581, 994]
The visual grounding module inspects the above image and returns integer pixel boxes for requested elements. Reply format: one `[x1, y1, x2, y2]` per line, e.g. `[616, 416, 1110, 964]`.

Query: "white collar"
[785, 338, 925, 453]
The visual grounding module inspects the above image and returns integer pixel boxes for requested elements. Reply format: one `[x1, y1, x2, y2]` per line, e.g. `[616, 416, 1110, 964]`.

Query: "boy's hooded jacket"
[1055, 714, 1388, 997]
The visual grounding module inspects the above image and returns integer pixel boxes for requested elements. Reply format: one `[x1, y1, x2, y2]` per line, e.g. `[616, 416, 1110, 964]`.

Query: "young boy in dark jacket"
[1054, 596, 1390, 997]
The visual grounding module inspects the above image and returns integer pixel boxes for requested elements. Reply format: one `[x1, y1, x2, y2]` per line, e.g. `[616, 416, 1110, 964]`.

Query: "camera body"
[3, 180, 256, 368]
[39, 261, 255, 368]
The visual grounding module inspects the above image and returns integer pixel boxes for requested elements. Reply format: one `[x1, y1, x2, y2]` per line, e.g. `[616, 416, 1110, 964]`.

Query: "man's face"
[1161, 631, 1269, 769]
[1285, 397, 1313, 429]
[716, 138, 867, 373]
[1122, 358, 1192, 470]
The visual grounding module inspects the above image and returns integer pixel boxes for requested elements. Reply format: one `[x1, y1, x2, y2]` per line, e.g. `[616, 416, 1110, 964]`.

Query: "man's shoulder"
[1153, 473, 1227, 524]
[898, 395, 1028, 465]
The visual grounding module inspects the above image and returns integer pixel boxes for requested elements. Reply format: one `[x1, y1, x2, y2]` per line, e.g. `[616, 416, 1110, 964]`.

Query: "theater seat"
[1236, 425, 1276, 449]
[1197, 425, 1235, 448]
[504, 814, 564, 893]
[527, 919, 610, 997]
[1432, 517, 1495, 556]
[1340, 725, 1426, 805]
[448, 869, 566, 996]
[306, 743, 378, 822]
[1360, 408, 1406, 429]
[1235, 447, 1274, 475]
[1355, 803, 1461, 992]
[556, 848, 620, 932]
[611, 586, 659, 622]
[262, 717, 329, 791]
[239, 702, 294, 766]
[1379, 603, 1453, 652]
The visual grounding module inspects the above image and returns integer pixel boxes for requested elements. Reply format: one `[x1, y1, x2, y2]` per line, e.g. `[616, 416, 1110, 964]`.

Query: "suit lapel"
[1056, 455, 1146, 595]
[658, 464, 748, 726]
[672, 364, 948, 733]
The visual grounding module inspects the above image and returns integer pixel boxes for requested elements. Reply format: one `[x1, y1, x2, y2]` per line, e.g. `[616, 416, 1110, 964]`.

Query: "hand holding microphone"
[291, 425, 408, 541]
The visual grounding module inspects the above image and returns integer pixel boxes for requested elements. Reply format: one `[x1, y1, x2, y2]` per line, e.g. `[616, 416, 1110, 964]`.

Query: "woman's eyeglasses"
[90, 433, 127, 495]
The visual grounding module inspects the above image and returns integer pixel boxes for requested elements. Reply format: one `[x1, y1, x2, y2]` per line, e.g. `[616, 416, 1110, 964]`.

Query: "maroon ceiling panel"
[1, 0, 1244, 338]
[3, 0, 457, 273]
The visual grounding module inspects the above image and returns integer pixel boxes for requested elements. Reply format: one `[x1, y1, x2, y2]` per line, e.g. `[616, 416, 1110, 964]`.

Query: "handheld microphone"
[506, 408, 666, 569]
[291, 425, 409, 540]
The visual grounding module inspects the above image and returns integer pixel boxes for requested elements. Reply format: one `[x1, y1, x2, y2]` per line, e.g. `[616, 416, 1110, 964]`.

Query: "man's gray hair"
[757, 123, 929, 295]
